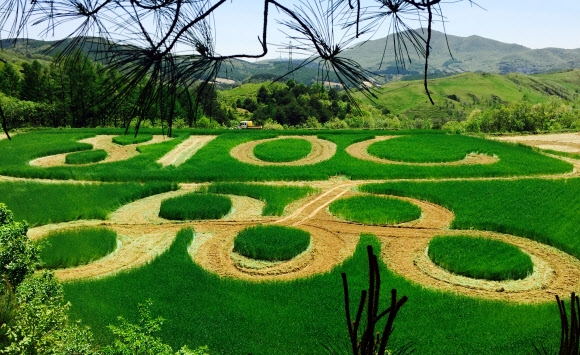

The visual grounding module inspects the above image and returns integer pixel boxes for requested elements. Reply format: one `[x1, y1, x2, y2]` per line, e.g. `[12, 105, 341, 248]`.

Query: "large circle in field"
[233, 225, 310, 261]
[368, 135, 485, 163]
[428, 235, 534, 281]
[37, 227, 117, 269]
[230, 135, 337, 166]
[253, 138, 312, 162]
[346, 135, 499, 165]
[329, 195, 421, 225]
[159, 193, 232, 220]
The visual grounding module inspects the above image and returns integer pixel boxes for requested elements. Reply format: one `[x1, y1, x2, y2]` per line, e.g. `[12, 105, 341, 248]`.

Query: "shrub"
[233, 225, 310, 261]
[159, 193, 231, 220]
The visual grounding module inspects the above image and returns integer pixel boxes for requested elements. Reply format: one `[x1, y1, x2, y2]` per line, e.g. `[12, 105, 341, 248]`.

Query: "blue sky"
[11, 0, 580, 59]
[212, 0, 580, 59]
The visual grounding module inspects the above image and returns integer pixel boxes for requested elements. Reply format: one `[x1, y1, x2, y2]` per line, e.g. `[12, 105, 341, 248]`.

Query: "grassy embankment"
[38, 227, 118, 269]
[428, 235, 534, 281]
[233, 225, 310, 261]
[329, 195, 421, 225]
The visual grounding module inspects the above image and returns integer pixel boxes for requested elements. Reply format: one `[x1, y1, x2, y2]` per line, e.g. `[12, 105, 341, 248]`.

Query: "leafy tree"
[0, 203, 38, 290]
[104, 300, 209, 355]
[20, 60, 48, 103]
[0, 64, 20, 98]
[0, 0, 466, 137]
[2, 272, 96, 355]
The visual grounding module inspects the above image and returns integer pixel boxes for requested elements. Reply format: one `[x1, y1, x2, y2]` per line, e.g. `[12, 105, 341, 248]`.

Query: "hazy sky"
[11, 0, 580, 59]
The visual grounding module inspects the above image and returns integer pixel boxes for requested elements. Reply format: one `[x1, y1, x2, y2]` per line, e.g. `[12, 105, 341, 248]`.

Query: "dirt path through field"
[493, 133, 580, 154]
[346, 136, 499, 165]
[157, 135, 217, 167]
[26, 176, 580, 303]
[229, 135, 337, 166]
[29, 135, 172, 167]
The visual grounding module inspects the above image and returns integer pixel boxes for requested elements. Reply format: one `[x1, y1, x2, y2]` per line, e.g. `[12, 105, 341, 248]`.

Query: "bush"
[233, 225, 310, 261]
[159, 193, 231, 220]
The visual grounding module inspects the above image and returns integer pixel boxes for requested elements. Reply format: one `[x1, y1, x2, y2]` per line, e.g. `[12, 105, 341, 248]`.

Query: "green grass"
[367, 134, 494, 163]
[253, 138, 312, 162]
[37, 227, 117, 269]
[112, 134, 153, 145]
[205, 183, 316, 216]
[329, 195, 421, 225]
[159, 193, 232, 220]
[65, 149, 107, 165]
[360, 178, 580, 260]
[0, 130, 571, 182]
[64, 230, 561, 355]
[233, 225, 310, 261]
[0, 181, 176, 226]
[428, 235, 534, 281]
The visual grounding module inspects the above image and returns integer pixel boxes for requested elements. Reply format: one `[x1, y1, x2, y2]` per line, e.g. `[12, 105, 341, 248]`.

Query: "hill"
[2, 31, 578, 85]
[339, 30, 580, 76]
[352, 69, 580, 127]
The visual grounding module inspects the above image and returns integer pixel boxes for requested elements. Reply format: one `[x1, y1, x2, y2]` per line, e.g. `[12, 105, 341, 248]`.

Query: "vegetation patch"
[233, 225, 310, 261]
[159, 193, 231, 220]
[253, 138, 312, 162]
[0, 181, 176, 226]
[428, 235, 534, 281]
[329, 195, 421, 225]
[65, 149, 107, 165]
[367, 135, 490, 163]
[205, 183, 316, 216]
[37, 227, 117, 269]
[112, 134, 153, 145]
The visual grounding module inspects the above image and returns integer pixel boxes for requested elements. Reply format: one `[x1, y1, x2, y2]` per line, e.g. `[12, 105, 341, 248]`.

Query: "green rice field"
[233, 225, 310, 261]
[428, 235, 534, 281]
[65, 149, 108, 165]
[1, 128, 579, 355]
[329, 195, 421, 225]
[253, 138, 312, 162]
[37, 227, 118, 269]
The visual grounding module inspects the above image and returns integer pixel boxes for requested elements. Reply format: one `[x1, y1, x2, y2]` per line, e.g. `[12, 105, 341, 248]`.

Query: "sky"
[7, 0, 580, 60]
[212, 0, 580, 59]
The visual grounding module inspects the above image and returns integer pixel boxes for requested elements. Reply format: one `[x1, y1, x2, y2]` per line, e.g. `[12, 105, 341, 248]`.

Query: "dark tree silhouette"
[0, 0, 478, 137]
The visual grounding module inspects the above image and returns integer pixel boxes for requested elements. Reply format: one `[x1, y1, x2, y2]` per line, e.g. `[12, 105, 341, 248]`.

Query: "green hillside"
[352, 70, 580, 126]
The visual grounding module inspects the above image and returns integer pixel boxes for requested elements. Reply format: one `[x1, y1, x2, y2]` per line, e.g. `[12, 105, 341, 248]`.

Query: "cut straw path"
[29, 135, 172, 167]
[156, 135, 217, 167]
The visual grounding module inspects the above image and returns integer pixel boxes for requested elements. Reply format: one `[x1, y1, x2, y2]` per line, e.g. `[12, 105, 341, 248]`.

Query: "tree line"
[0, 51, 231, 132]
